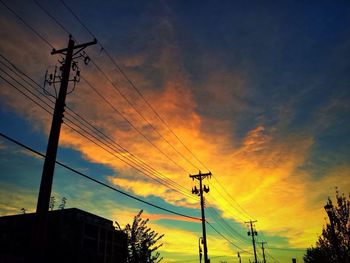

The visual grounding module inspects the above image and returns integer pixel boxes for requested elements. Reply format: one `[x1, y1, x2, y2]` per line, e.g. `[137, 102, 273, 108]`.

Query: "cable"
[205, 221, 252, 254]
[60, 0, 205, 173]
[0, 74, 53, 116]
[206, 207, 250, 244]
[0, 131, 201, 221]
[32, 0, 71, 37]
[206, 184, 249, 223]
[0, 58, 197, 201]
[211, 176, 254, 219]
[81, 74, 189, 174]
[56, 0, 258, 223]
[0, 0, 54, 49]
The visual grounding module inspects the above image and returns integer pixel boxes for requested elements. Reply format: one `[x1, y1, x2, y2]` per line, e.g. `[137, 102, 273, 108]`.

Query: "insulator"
[194, 186, 199, 194]
[72, 61, 77, 71]
[84, 56, 91, 65]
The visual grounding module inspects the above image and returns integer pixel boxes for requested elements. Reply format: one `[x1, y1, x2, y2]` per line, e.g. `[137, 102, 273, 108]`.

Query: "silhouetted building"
[0, 208, 127, 263]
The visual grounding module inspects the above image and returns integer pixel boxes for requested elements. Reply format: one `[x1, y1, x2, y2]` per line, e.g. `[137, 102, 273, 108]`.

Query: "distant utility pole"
[245, 220, 258, 263]
[35, 35, 96, 262]
[190, 171, 212, 263]
[258, 241, 267, 263]
[237, 252, 241, 263]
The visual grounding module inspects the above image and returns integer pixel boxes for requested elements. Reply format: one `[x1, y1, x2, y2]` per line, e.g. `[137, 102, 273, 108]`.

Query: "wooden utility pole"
[190, 171, 212, 263]
[245, 220, 258, 263]
[258, 241, 267, 263]
[35, 35, 96, 262]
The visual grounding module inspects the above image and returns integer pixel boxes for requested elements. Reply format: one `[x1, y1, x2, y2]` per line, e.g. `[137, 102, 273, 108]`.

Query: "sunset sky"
[1, 1, 350, 262]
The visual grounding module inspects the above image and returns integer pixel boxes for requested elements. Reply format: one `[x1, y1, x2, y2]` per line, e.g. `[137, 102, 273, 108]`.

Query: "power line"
[0, 0, 54, 49]
[206, 207, 250, 244]
[56, 0, 259, 224]
[81, 74, 189, 174]
[0, 131, 201, 221]
[58, 0, 209, 172]
[3, 0, 255, 225]
[0, 55, 197, 201]
[211, 176, 254, 219]
[17, 1, 199, 188]
[32, 0, 71, 37]
[31, 0, 256, 228]
[206, 184, 249, 223]
[206, 221, 252, 254]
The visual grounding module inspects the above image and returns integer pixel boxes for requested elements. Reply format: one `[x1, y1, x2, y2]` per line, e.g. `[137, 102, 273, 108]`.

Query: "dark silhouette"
[124, 210, 164, 263]
[0, 208, 127, 263]
[58, 196, 67, 209]
[304, 189, 350, 263]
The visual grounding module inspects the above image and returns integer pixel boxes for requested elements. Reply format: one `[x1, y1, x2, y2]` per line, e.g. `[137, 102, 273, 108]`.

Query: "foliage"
[124, 210, 164, 263]
[49, 195, 55, 211]
[304, 189, 350, 263]
[58, 196, 67, 209]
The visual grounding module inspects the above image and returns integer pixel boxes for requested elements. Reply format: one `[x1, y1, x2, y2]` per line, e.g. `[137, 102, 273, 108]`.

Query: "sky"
[1, 0, 350, 262]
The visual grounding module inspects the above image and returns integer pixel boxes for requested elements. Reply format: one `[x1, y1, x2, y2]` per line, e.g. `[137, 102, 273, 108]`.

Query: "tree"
[304, 189, 350, 263]
[124, 210, 164, 263]
[58, 196, 67, 209]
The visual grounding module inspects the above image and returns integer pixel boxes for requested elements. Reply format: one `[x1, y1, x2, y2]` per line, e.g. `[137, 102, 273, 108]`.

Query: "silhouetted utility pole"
[258, 241, 267, 263]
[35, 35, 96, 262]
[245, 220, 258, 263]
[190, 171, 212, 263]
[237, 252, 241, 263]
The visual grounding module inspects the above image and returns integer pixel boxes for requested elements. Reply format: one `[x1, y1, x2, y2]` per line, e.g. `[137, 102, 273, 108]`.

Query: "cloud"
[1, 5, 349, 256]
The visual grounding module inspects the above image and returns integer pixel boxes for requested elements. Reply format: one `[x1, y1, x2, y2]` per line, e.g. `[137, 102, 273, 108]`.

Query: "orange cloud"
[1, 13, 349, 256]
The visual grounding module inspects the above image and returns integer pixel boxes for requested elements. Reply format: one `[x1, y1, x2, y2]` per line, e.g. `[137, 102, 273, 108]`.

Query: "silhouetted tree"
[124, 210, 164, 263]
[304, 189, 350, 263]
[58, 196, 67, 209]
[49, 195, 55, 211]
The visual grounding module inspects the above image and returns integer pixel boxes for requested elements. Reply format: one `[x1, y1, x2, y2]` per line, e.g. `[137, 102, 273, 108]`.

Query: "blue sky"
[1, 1, 350, 262]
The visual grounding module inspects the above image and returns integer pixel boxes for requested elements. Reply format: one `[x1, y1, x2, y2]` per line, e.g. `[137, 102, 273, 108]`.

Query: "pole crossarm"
[189, 171, 212, 180]
[51, 37, 97, 55]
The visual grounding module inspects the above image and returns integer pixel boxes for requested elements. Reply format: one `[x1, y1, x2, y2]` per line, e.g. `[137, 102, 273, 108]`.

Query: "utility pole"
[237, 252, 241, 263]
[245, 220, 258, 263]
[258, 241, 267, 263]
[190, 171, 212, 263]
[35, 35, 96, 262]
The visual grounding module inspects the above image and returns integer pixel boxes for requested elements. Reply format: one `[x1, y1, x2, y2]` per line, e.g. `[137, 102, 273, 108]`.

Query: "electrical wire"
[0, 131, 201, 221]
[205, 220, 252, 254]
[0, 0, 54, 49]
[1, 2, 262, 251]
[0, 55, 198, 201]
[56, 0, 260, 225]
[27, 0, 257, 237]
[32, 0, 71, 37]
